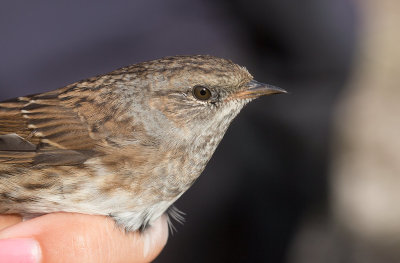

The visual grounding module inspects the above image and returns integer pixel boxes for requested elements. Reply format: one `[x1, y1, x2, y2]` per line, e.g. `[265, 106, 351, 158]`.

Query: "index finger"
[0, 214, 22, 231]
[0, 213, 168, 263]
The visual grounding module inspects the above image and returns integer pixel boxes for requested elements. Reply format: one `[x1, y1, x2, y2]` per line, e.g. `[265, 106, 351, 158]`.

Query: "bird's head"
[123, 55, 286, 137]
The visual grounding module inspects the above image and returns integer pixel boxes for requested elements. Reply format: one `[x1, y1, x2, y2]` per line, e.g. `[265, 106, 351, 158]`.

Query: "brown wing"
[0, 87, 101, 166]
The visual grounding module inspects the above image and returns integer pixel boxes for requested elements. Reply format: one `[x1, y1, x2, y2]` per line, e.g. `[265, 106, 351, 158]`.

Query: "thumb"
[0, 213, 168, 263]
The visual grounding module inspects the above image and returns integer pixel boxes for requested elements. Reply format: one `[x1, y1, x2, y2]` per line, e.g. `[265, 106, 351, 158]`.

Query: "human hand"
[0, 213, 168, 263]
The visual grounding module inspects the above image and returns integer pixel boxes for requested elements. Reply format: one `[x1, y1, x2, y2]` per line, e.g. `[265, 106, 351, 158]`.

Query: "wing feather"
[0, 88, 103, 166]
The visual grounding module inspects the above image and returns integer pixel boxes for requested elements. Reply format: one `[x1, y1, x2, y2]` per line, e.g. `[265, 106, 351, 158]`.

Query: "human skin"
[0, 213, 168, 263]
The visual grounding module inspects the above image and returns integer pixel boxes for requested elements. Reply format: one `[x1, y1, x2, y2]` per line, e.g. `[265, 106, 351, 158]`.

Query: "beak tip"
[249, 80, 287, 95]
[238, 80, 287, 99]
[271, 87, 288, 95]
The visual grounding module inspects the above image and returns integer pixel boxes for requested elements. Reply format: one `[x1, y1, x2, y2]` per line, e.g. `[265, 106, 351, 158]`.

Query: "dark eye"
[193, 86, 212, 101]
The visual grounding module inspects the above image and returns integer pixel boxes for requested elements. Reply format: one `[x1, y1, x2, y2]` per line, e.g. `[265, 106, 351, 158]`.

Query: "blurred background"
[1, 0, 399, 262]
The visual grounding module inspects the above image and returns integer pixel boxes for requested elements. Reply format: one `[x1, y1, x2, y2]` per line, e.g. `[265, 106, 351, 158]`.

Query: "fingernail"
[0, 238, 41, 263]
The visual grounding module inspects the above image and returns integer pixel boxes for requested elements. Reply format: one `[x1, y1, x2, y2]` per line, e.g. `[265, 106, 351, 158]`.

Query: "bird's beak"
[247, 80, 287, 96]
[233, 80, 287, 100]
[231, 80, 287, 99]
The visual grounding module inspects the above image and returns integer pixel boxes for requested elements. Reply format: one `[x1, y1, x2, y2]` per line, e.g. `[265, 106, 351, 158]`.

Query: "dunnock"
[0, 55, 285, 231]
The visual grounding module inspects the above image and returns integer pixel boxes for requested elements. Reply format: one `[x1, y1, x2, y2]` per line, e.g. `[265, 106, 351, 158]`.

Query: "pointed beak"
[246, 80, 287, 96]
[232, 80, 287, 100]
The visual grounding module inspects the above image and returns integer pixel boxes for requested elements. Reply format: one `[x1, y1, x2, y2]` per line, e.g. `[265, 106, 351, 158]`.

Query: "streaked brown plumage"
[0, 55, 285, 231]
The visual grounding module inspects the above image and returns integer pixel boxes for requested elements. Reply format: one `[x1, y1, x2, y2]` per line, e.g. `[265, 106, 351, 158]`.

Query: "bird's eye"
[193, 86, 212, 101]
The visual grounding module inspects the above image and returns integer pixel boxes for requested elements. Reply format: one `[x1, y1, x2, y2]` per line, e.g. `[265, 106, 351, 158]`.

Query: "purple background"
[0, 1, 356, 262]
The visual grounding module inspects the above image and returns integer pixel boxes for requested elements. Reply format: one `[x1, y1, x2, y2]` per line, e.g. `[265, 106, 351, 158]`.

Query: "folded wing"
[0, 88, 101, 167]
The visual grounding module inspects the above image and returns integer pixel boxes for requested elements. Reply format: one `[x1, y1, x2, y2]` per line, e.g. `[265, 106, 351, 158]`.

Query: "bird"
[0, 55, 285, 232]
